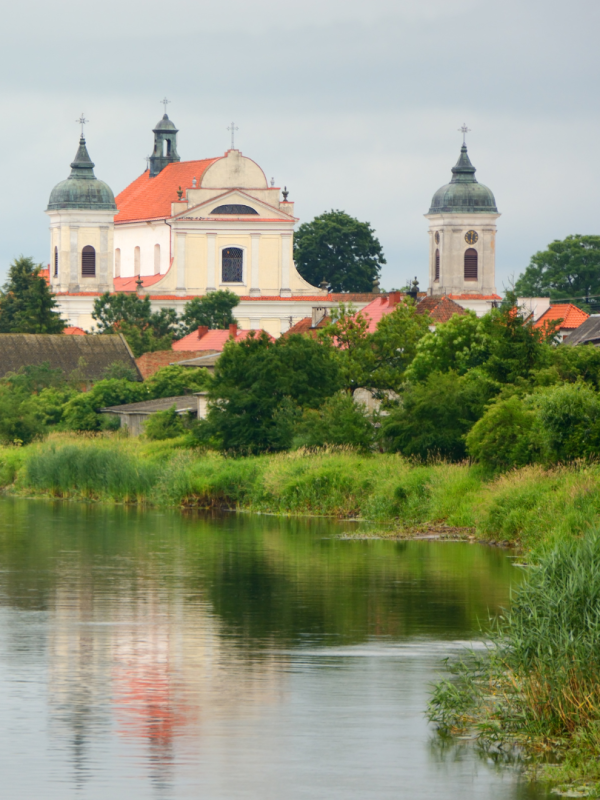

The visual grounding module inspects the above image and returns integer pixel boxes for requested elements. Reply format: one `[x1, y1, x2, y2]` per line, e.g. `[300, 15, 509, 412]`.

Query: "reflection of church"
[46, 111, 501, 333]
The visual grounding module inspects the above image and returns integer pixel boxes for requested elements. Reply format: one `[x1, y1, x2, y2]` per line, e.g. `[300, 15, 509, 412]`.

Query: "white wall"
[113, 221, 171, 278]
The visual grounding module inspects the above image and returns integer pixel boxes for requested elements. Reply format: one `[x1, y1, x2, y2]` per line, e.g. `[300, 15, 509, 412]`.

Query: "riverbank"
[1, 434, 600, 549]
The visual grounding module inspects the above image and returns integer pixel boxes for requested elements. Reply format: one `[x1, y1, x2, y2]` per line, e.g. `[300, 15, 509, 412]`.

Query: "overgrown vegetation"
[428, 531, 600, 796]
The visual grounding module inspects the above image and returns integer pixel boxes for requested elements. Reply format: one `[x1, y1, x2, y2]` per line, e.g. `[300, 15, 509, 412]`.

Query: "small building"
[101, 395, 197, 436]
[173, 323, 273, 352]
[533, 303, 589, 342]
[0, 333, 140, 382]
[170, 353, 222, 373]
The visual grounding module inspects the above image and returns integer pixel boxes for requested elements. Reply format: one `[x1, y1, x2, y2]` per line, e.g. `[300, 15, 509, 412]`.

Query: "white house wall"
[114, 221, 171, 278]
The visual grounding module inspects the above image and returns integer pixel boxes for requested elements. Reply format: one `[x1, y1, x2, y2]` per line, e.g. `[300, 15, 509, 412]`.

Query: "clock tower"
[425, 141, 500, 296]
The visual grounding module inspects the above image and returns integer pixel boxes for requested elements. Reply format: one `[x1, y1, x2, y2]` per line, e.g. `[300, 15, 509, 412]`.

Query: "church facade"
[46, 112, 502, 333]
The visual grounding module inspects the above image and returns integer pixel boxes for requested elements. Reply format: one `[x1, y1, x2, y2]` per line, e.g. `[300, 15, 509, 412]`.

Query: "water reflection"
[0, 499, 547, 799]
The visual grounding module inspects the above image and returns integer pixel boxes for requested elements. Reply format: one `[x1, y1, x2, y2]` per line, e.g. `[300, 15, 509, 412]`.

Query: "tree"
[92, 293, 178, 357]
[293, 210, 386, 293]
[293, 392, 375, 451]
[514, 235, 600, 310]
[205, 332, 341, 453]
[144, 406, 187, 440]
[466, 395, 537, 473]
[0, 256, 65, 333]
[178, 290, 239, 337]
[319, 299, 430, 393]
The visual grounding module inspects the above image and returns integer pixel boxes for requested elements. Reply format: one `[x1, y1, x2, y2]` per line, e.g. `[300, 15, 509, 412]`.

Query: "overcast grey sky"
[1, 0, 598, 292]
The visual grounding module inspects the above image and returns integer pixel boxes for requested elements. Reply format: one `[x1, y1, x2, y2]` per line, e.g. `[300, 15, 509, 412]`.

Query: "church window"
[222, 247, 243, 283]
[464, 248, 478, 281]
[134, 246, 141, 276]
[434, 249, 440, 281]
[54, 246, 58, 277]
[81, 246, 96, 278]
[210, 204, 259, 215]
[154, 244, 161, 275]
[114, 248, 121, 278]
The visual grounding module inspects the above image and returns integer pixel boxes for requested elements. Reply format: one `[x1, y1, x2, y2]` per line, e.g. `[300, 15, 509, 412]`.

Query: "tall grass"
[428, 531, 600, 792]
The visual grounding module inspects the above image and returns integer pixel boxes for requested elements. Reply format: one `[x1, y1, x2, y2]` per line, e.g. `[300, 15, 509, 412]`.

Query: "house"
[101, 395, 197, 436]
[172, 323, 274, 352]
[563, 316, 600, 346]
[533, 304, 589, 342]
[170, 353, 222, 374]
[0, 333, 141, 382]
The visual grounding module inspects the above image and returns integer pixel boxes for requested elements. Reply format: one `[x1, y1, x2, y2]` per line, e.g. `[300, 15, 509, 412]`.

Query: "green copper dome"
[429, 144, 497, 214]
[47, 137, 116, 211]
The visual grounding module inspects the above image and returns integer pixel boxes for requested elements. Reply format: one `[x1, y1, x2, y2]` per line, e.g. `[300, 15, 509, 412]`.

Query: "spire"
[450, 144, 477, 184]
[69, 136, 96, 180]
[149, 106, 180, 177]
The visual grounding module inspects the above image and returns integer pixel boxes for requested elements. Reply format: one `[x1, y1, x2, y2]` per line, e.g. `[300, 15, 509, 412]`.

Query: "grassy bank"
[428, 532, 600, 797]
[1, 435, 600, 549]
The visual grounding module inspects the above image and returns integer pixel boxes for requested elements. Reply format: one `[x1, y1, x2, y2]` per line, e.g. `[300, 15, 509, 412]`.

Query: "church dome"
[153, 113, 178, 132]
[429, 144, 497, 214]
[47, 137, 116, 211]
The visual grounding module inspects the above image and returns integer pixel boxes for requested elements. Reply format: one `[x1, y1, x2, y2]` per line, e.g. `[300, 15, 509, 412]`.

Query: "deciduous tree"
[0, 256, 65, 333]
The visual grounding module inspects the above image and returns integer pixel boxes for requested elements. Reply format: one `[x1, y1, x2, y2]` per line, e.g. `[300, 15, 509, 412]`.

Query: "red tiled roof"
[448, 293, 502, 300]
[39, 267, 50, 285]
[63, 326, 86, 335]
[115, 159, 219, 223]
[416, 295, 467, 324]
[172, 326, 274, 352]
[283, 315, 329, 338]
[533, 303, 589, 331]
[113, 275, 165, 292]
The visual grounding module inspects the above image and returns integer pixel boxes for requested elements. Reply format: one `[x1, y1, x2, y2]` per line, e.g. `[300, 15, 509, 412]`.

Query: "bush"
[144, 407, 187, 440]
[0, 388, 46, 445]
[466, 394, 537, 472]
[145, 365, 209, 399]
[293, 392, 375, 450]
[532, 382, 600, 463]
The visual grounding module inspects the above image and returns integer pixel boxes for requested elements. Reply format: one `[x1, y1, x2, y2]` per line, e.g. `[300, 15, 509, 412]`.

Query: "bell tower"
[425, 135, 500, 296]
[149, 103, 180, 177]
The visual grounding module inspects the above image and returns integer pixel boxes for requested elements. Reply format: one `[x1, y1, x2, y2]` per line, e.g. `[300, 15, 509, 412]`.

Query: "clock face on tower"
[464, 230, 479, 245]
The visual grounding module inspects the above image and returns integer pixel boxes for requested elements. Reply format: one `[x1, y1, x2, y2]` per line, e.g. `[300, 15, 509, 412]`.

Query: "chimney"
[229, 323, 238, 338]
[197, 326, 209, 339]
[311, 307, 327, 328]
[387, 291, 402, 308]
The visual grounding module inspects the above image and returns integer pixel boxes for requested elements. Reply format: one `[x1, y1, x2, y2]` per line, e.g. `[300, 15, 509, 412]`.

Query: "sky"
[0, 0, 599, 293]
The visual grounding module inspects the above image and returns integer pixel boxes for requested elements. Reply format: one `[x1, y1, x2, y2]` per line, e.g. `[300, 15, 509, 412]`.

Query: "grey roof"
[429, 144, 497, 214]
[170, 353, 222, 368]
[101, 395, 197, 414]
[0, 333, 141, 381]
[47, 137, 116, 211]
[153, 114, 178, 132]
[562, 316, 600, 346]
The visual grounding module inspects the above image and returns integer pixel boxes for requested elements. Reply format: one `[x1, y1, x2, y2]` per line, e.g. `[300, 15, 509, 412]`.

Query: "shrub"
[0, 388, 46, 445]
[466, 394, 537, 472]
[145, 365, 209, 399]
[532, 382, 600, 463]
[293, 392, 375, 450]
[144, 407, 187, 440]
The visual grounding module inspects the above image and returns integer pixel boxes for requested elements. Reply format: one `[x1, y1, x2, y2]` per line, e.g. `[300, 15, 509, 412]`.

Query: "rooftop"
[172, 324, 274, 352]
[533, 303, 589, 331]
[101, 395, 196, 414]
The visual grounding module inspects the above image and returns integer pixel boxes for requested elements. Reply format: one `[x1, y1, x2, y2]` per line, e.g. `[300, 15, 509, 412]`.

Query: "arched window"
[464, 248, 478, 281]
[154, 244, 161, 275]
[54, 246, 58, 277]
[114, 248, 121, 278]
[434, 249, 440, 281]
[134, 246, 141, 276]
[81, 246, 96, 277]
[210, 204, 259, 215]
[222, 247, 243, 283]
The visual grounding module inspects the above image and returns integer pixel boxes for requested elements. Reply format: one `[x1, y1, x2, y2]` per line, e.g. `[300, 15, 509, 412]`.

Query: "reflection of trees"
[0, 497, 520, 790]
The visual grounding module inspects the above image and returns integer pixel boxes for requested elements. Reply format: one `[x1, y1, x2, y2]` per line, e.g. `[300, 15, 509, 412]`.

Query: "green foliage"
[92, 292, 177, 356]
[178, 290, 239, 336]
[62, 378, 147, 431]
[466, 395, 537, 472]
[320, 299, 430, 392]
[144, 406, 187, 440]
[145, 365, 209, 398]
[514, 234, 600, 310]
[532, 382, 600, 463]
[293, 392, 375, 450]
[101, 361, 140, 381]
[206, 332, 341, 453]
[407, 312, 487, 382]
[0, 386, 47, 445]
[382, 371, 497, 461]
[293, 210, 386, 292]
[0, 256, 65, 333]
[3, 361, 66, 394]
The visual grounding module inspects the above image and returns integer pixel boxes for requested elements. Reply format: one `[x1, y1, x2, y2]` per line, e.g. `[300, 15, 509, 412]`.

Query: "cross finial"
[227, 121, 239, 150]
[458, 123, 471, 145]
[145, 155, 150, 171]
[161, 97, 171, 115]
[76, 114, 88, 137]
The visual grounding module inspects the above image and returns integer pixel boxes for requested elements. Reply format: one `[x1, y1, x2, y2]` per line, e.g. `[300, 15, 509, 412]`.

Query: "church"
[46, 111, 503, 333]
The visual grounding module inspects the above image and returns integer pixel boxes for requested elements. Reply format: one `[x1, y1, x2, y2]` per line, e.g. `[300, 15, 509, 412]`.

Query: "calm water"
[0, 498, 546, 800]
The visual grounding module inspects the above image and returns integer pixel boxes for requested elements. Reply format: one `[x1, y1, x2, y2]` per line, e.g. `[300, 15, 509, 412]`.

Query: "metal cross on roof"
[161, 97, 171, 114]
[227, 121, 239, 149]
[76, 114, 88, 136]
[458, 123, 471, 145]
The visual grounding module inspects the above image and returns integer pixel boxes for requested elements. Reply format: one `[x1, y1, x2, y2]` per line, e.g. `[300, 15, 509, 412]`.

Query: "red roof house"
[172, 323, 274, 352]
[533, 303, 589, 342]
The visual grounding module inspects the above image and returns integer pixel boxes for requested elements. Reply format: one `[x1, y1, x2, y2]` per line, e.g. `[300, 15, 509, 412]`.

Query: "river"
[0, 498, 547, 799]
